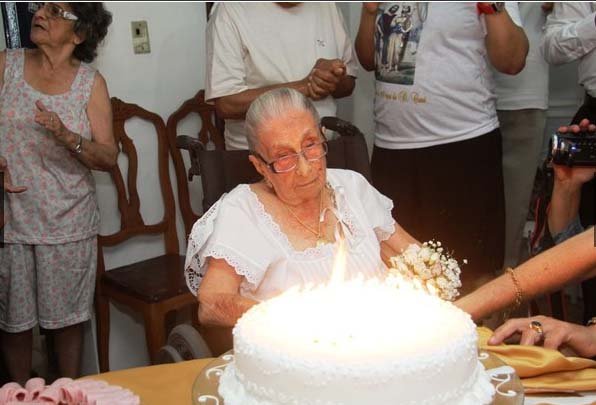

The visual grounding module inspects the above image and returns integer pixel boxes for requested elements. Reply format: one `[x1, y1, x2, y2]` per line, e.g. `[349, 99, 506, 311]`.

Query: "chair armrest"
[321, 116, 364, 138]
[176, 135, 205, 181]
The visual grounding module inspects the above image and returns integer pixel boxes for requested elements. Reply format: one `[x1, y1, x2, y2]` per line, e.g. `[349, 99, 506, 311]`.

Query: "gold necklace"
[284, 185, 328, 247]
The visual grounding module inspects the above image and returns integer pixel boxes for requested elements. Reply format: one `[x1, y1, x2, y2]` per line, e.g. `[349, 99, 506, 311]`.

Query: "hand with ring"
[529, 320, 545, 341]
[488, 315, 596, 358]
[34, 100, 76, 148]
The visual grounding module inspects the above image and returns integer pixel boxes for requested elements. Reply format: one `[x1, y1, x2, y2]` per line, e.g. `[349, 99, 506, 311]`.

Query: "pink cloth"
[0, 378, 139, 405]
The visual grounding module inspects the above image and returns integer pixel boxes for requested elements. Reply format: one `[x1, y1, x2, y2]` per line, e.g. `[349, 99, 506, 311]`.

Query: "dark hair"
[69, 3, 112, 63]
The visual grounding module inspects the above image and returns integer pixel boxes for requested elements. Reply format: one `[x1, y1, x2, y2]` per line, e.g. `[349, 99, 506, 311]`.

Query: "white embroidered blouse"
[184, 169, 395, 301]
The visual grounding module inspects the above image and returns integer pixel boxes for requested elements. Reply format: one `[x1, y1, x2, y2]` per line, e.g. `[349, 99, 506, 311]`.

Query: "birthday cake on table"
[218, 279, 495, 405]
[0, 377, 140, 405]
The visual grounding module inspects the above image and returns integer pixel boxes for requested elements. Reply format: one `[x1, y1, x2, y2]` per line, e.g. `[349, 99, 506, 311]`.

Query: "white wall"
[84, 2, 207, 374]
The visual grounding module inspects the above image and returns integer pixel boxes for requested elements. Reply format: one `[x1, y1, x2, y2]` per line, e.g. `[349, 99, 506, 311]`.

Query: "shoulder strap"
[2, 48, 24, 86]
[71, 63, 97, 103]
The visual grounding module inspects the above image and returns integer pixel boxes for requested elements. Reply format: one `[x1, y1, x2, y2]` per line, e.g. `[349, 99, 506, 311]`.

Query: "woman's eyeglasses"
[254, 139, 328, 174]
[28, 2, 79, 21]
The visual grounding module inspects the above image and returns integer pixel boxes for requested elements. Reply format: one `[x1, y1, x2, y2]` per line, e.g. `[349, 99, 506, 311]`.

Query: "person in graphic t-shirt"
[356, 2, 529, 296]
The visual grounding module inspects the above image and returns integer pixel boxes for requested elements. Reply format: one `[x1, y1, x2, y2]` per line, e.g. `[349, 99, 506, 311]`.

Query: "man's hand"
[307, 59, 347, 100]
[557, 118, 596, 135]
[0, 156, 26, 193]
[553, 118, 596, 183]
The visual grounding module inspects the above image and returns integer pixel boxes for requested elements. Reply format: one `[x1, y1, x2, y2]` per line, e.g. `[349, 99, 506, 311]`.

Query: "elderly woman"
[185, 87, 418, 329]
[0, 3, 116, 383]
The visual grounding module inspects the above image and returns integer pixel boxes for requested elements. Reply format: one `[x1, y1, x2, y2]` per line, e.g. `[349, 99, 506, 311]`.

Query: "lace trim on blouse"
[184, 172, 396, 294]
[373, 195, 395, 242]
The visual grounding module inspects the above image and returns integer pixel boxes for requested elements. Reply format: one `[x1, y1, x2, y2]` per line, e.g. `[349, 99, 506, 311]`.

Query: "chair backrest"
[166, 90, 225, 237]
[177, 116, 371, 213]
[99, 98, 179, 257]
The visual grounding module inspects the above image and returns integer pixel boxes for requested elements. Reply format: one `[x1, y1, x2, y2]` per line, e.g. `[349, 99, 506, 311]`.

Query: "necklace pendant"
[316, 238, 327, 248]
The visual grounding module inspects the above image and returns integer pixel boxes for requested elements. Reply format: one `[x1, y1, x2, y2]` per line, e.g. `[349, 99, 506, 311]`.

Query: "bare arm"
[33, 73, 118, 171]
[380, 222, 420, 265]
[548, 166, 594, 235]
[197, 257, 259, 327]
[456, 227, 596, 321]
[215, 58, 354, 120]
[79, 73, 118, 170]
[355, 3, 378, 72]
[484, 8, 529, 74]
[549, 121, 596, 234]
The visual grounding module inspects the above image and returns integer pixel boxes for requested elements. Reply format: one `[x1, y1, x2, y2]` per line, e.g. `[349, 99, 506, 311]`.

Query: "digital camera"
[549, 131, 596, 166]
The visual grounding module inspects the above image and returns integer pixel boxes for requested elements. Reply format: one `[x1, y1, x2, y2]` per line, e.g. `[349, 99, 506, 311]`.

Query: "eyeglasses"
[28, 2, 78, 21]
[254, 139, 328, 174]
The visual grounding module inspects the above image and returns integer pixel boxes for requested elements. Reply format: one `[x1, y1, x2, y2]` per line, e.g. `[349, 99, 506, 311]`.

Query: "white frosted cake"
[219, 279, 495, 405]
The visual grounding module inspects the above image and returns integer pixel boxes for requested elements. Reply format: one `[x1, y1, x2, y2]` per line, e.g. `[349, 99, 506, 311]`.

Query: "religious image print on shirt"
[375, 2, 426, 85]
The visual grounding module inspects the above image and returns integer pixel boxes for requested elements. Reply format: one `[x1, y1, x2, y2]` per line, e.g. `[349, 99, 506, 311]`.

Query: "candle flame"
[330, 235, 346, 285]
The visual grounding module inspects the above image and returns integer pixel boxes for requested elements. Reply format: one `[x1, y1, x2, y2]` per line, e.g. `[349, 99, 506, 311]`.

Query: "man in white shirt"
[541, 2, 596, 324]
[356, 2, 528, 295]
[205, 3, 358, 150]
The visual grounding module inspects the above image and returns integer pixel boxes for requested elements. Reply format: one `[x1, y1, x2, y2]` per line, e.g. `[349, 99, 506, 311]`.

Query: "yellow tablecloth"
[83, 330, 596, 405]
[478, 327, 596, 392]
[82, 359, 213, 405]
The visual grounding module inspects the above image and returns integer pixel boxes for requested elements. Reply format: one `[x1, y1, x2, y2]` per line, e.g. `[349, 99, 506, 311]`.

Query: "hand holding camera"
[550, 118, 596, 167]
[548, 118, 596, 192]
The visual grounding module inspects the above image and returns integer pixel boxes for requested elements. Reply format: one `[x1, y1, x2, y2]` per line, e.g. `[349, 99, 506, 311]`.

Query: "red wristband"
[477, 2, 498, 15]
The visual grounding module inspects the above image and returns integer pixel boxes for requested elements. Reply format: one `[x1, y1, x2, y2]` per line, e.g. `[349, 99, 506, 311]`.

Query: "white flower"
[387, 240, 465, 302]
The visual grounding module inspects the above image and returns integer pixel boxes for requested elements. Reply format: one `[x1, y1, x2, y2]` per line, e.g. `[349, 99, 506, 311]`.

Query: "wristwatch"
[477, 2, 505, 15]
[72, 134, 83, 154]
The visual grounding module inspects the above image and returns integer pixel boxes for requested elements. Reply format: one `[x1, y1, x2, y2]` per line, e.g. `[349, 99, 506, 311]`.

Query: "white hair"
[245, 88, 320, 151]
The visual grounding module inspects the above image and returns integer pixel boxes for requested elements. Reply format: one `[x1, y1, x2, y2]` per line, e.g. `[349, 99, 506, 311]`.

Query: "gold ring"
[50, 116, 54, 123]
[529, 320, 544, 338]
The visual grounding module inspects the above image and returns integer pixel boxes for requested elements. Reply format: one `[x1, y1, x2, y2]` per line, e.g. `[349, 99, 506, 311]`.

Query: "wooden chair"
[95, 98, 196, 372]
[166, 90, 225, 238]
[175, 116, 372, 355]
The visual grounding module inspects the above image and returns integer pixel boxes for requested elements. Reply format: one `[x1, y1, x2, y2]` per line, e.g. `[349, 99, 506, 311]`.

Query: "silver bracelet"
[73, 134, 83, 154]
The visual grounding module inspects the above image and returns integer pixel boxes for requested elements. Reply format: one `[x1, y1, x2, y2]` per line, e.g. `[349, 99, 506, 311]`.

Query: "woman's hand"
[34, 100, 78, 151]
[488, 316, 596, 358]
[0, 156, 26, 193]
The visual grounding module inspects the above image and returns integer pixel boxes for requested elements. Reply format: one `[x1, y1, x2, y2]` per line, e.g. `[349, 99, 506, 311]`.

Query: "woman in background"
[0, 2, 116, 383]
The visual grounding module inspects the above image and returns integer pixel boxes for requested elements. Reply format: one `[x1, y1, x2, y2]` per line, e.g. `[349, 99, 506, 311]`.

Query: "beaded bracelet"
[502, 267, 523, 321]
[506, 267, 523, 309]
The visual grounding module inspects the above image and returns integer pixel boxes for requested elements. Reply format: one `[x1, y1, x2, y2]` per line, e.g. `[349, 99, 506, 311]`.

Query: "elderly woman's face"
[30, 3, 81, 48]
[252, 108, 327, 205]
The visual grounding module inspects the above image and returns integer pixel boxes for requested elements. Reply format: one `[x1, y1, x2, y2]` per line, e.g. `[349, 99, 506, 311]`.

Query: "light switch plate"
[131, 20, 150, 54]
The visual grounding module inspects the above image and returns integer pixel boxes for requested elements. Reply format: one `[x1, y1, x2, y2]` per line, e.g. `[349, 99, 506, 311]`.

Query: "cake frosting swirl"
[219, 279, 495, 405]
